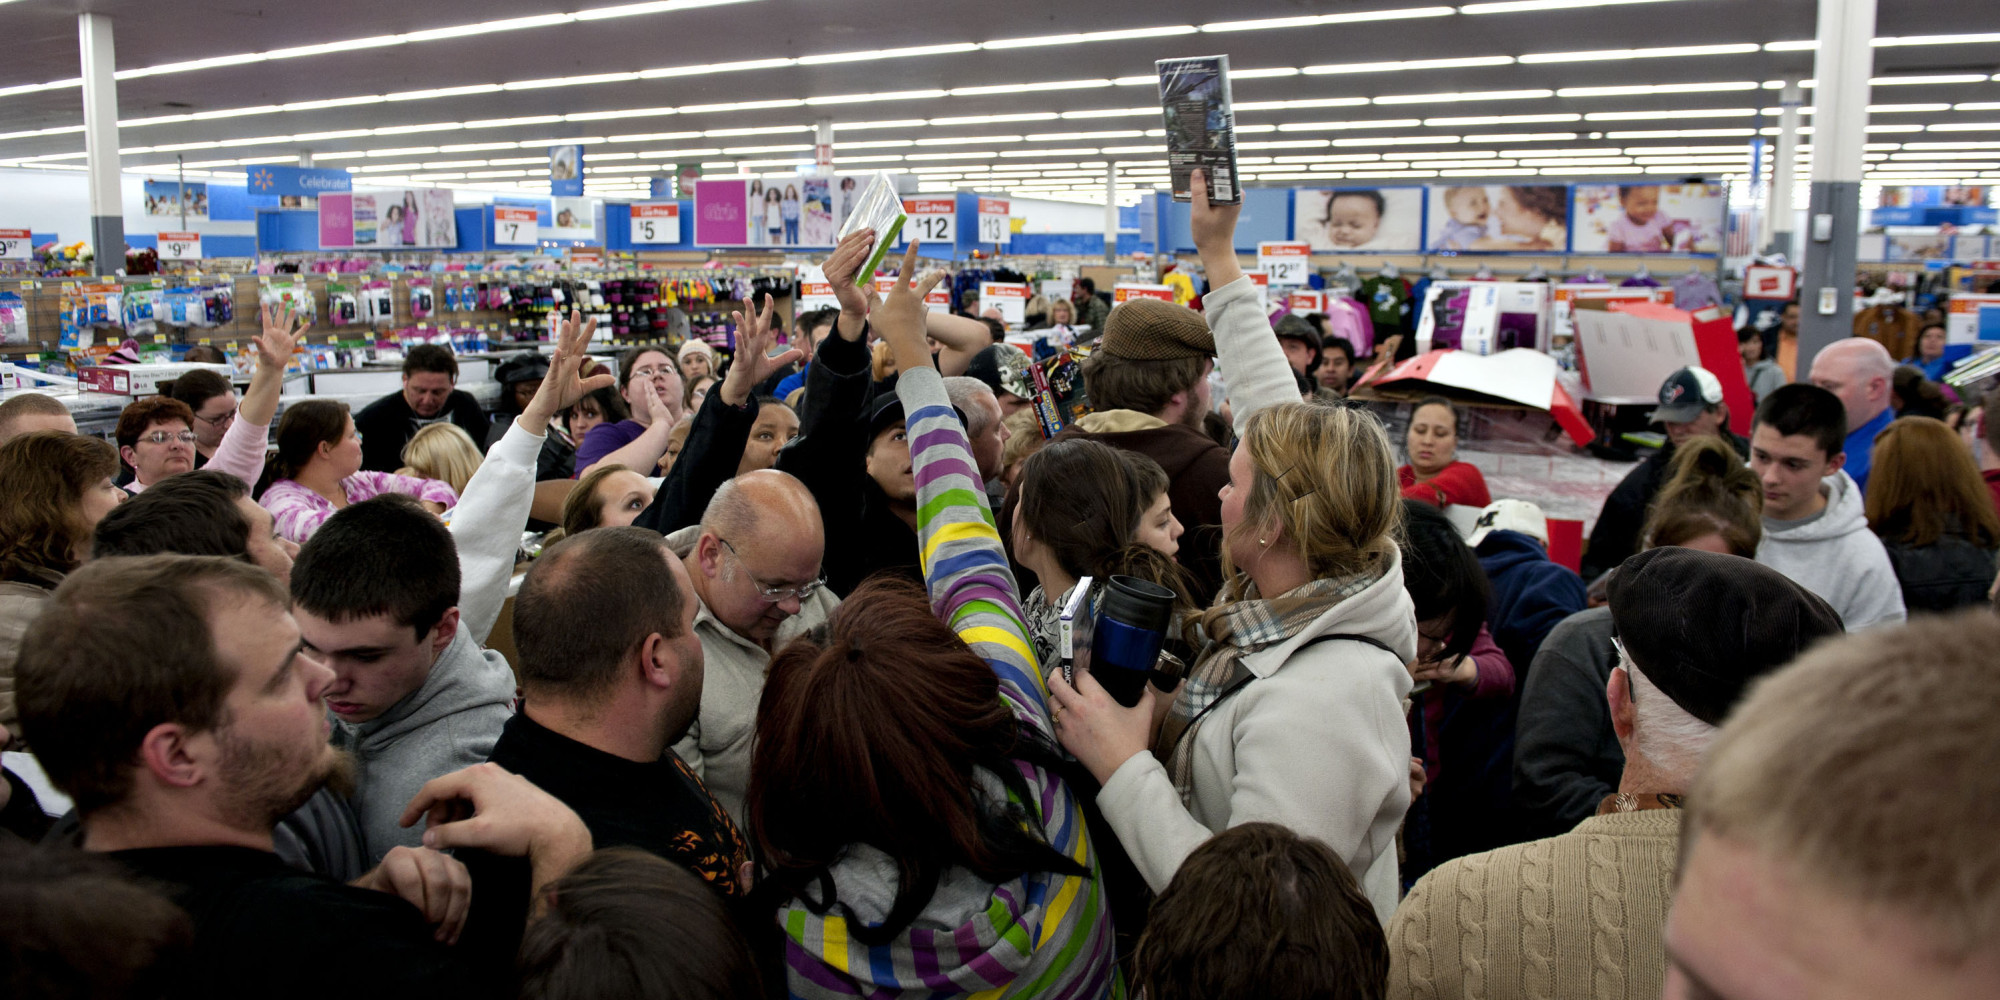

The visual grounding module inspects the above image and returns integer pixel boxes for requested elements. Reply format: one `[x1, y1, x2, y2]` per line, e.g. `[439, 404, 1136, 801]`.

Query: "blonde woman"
[396, 421, 483, 497]
[1048, 170, 1417, 924]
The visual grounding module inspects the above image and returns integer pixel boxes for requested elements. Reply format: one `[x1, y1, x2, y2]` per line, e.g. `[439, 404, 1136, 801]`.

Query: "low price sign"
[629, 203, 681, 244]
[158, 231, 202, 260]
[493, 206, 538, 246]
[1113, 284, 1176, 304]
[0, 228, 29, 260]
[875, 276, 951, 313]
[1258, 241, 1311, 286]
[799, 265, 840, 312]
[903, 198, 956, 244]
[980, 281, 1029, 324]
[977, 197, 1011, 245]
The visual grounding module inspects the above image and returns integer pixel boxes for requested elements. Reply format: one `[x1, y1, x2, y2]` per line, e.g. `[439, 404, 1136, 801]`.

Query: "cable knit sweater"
[1384, 809, 1680, 1000]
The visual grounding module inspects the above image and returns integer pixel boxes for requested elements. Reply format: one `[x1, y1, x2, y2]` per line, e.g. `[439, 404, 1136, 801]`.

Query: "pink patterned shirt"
[261, 471, 459, 544]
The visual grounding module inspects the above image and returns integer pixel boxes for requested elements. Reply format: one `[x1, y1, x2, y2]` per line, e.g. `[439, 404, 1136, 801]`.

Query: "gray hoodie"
[330, 419, 543, 863]
[1755, 470, 1906, 631]
[333, 631, 516, 862]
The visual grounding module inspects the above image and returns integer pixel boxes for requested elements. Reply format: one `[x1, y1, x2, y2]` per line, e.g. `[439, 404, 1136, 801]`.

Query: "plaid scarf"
[1155, 571, 1379, 800]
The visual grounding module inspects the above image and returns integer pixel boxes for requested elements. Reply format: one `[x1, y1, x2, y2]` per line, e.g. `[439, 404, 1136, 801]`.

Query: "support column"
[1769, 81, 1804, 257]
[1103, 161, 1117, 264]
[298, 151, 314, 168]
[1797, 0, 1872, 379]
[78, 14, 122, 277]
[813, 118, 834, 177]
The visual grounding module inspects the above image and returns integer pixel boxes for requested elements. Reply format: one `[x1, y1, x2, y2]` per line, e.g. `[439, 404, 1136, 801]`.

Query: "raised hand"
[522, 309, 617, 430]
[255, 300, 307, 370]
[878, 241, 948, 376]
[1190, 168, 1244, 287]
[823, 228, 878, 342]
[720, 293, 803, 407]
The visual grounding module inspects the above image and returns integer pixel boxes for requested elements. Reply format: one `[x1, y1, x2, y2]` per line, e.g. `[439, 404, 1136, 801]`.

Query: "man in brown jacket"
[1002, 297, 1227, 599]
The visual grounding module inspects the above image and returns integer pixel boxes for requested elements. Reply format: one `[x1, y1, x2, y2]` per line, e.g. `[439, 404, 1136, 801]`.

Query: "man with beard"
[12, 555, 592, 1000]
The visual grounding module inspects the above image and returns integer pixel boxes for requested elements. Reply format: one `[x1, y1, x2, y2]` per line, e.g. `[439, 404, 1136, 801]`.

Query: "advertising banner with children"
[701, 175, 860, 247]
[1571, 183, 1726, 254]
[1297, 187, 1423, 252]
[318, 189, 458, 249]
[1425, 184, 1568, 252]
[144, 181, 208, 221]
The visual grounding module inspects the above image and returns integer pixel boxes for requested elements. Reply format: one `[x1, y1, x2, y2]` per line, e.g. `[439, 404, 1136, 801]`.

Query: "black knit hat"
[1608, 547, 1845, 726]
[495, 351, 551, 386]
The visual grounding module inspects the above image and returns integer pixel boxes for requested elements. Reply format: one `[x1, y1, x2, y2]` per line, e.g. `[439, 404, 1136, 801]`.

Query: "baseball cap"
[1608, 546, 1844, 725]
[1465, 498, 1548, 548]
[1648, 366, 1725, 424]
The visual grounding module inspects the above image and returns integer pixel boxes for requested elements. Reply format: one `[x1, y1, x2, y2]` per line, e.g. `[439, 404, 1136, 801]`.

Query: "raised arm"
[207, 302, 305, 487]
[1191, 168, 1301, 434]
[634, 295, 799, 535]
[880, 244, 1051, 726]
[575, 380, 676, 477]
[923, 310, 989, 377]
[450, 312, 615, 643]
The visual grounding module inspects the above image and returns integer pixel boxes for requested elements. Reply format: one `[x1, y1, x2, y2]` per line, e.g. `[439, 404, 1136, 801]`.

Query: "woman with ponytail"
[259, 399, 459, 544]
[1516, 435, 1768, 838]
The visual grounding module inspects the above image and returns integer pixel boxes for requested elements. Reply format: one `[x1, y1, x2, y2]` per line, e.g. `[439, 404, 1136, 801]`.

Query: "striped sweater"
[777, 365, 1120, 999]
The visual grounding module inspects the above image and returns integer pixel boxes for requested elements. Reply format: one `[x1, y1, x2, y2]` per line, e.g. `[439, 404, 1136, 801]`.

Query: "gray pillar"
[1797, 0, 1872, 380]
[78, 14, 122, 276]
[1769, 82, 1803, 257]
[298, 151, 314, 168]
[1103, 161, 1118, 264]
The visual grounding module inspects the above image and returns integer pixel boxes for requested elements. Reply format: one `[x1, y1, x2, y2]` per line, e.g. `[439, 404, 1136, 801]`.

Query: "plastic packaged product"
[835, 171, 907, 285]
[0, 291, 28, 345]
[409, 278, 435, 320]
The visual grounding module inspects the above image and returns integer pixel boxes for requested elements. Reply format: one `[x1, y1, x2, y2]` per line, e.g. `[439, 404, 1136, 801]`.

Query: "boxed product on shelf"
[78, 361, 234, 397]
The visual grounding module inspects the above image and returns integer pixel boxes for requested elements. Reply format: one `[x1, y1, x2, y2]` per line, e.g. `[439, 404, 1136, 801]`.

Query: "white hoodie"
[1756, 470, 1907, 630]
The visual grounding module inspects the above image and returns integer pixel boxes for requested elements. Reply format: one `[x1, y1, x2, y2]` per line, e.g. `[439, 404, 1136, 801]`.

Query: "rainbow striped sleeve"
[901, 366, 1053, 732]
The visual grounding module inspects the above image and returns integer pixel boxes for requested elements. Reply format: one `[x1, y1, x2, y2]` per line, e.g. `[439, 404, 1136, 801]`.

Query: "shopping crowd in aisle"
[3, 168, 1998, 1000]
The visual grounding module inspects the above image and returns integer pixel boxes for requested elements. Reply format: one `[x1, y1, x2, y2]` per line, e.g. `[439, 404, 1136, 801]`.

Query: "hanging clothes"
[1673, 272, 1725, 312]
[1355, 273, 1413, 335]
[1854, 303, 1920, 361]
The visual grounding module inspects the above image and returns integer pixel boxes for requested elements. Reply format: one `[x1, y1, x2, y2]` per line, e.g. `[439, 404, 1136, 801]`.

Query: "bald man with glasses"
[665, 469, 838, 829]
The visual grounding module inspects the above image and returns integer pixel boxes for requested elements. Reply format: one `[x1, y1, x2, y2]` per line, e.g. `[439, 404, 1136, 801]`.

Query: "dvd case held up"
[1156, 55, 1240, 205]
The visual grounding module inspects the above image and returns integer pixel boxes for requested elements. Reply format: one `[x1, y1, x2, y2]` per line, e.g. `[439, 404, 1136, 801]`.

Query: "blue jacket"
[1477, 530, 1589, 679]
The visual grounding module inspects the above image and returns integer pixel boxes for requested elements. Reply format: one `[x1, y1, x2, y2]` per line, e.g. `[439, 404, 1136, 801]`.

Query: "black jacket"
[1582, 430, 1749, 581]
[354, 389, 491, 473]
[633, 387, 761, 536]
[1880, 526, 1999, 613]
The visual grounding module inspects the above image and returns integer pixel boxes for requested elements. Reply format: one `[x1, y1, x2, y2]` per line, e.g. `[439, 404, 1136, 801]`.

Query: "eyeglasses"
[194, 406, 237, 426]
[630, 365, 673, 379]
[141, 430, 198, 446]
[718, 538, 825, 604]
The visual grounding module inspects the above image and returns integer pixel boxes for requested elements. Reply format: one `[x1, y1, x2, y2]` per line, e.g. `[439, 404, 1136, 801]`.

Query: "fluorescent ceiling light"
[982, 25, 1195, 49]
[1374, 89, 1553, 104]
[1959, 103, 2000, 112]
[1239, 140, 1335, 150]
[1466, 133, 1581, 143]
[640, 58, 793, 79]
[1425, 113, 1581, 125]
[1873, 74, 1989, 86]
[387, 85, 504, 101]
[1305, 56, 1515, 74]
[464, 116, 563, 128]
[832, 120, 928, 131]
[1585, 108, 1757, 121]
[1025, 130, 1146, 141]
[1868, 104, 1952, 113]
[914, 135, 1024, 146]
[1276, 119, 1424, 131]
[951, 80, 1114, 96]
[1606, 128, 1758, 138]
[1332, 136, 1462, 146]
[1059, 108, 1158, 119]
[800, 42, 979, 65]
[1460, 0, 1692, 12]
[1929, 123, 2000, 132]
[1235, 98, 1371, 111]
[606, 131, 702, 143]
[1203, 7, 1451, 31]
[1558, 82, 1758, 97]
[1874, 33, 2000, 47]
[1229, 68, 1302, 80]
[806, 90, 948, 105]
[1520, 43, 1760, 63]
[932, 113, 1060, 125]
[565, 107, 679, 122]
[678, 99, 804, 114]
[1763, 40, 1817, 52]
[702, 125, 812, 136]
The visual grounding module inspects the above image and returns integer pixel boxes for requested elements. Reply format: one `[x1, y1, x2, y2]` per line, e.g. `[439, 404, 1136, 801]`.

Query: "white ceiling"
[0, 0, 1996, 203]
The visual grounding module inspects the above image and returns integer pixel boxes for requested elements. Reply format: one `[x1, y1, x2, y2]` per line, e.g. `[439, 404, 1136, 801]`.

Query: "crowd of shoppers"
[3, 167, 2000, 1000]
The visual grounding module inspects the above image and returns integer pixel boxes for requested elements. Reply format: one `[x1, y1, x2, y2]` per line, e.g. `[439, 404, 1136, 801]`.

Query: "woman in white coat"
[1048, 171, 1417, 924]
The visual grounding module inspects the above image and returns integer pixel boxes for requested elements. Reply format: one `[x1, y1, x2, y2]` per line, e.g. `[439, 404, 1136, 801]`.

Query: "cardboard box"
[77, 362, 233, 397]
[1360, 348, 1594, 447]
[1572, 301, 1752, 435]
